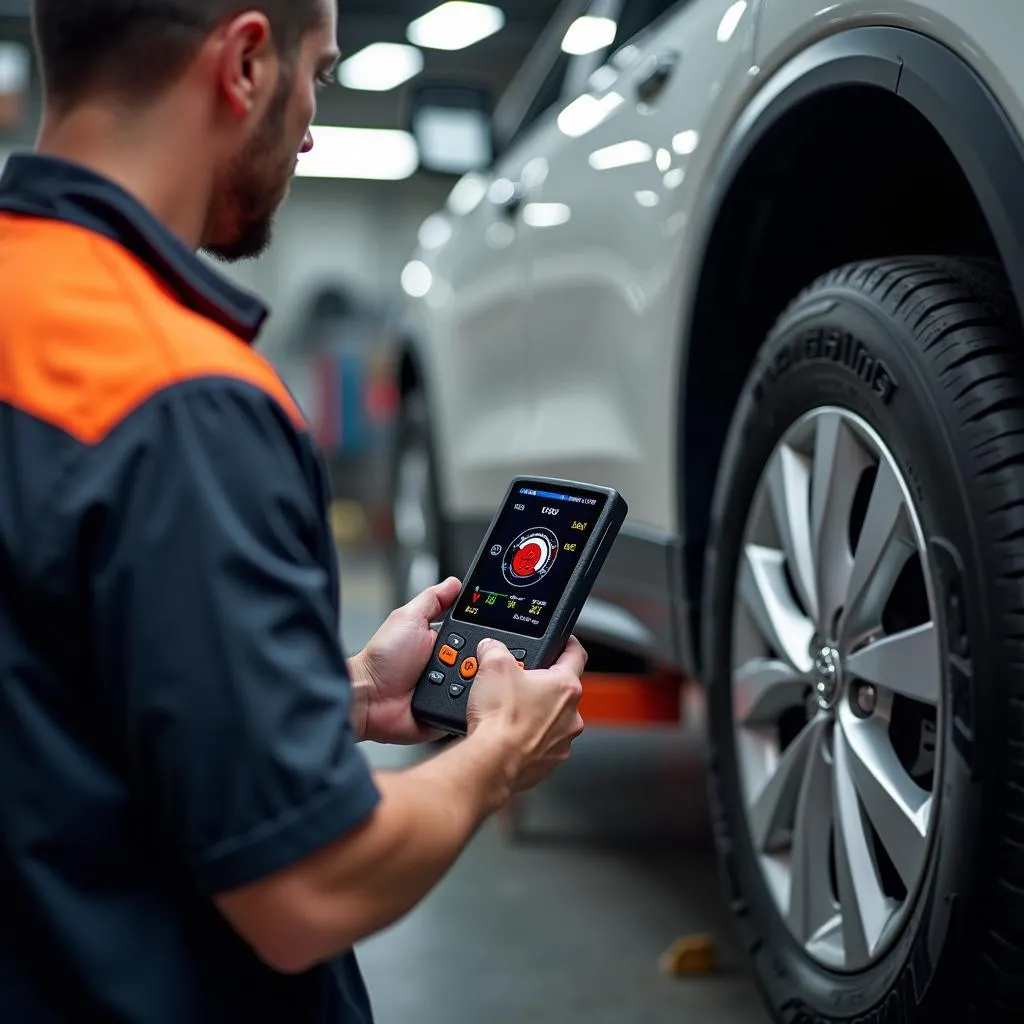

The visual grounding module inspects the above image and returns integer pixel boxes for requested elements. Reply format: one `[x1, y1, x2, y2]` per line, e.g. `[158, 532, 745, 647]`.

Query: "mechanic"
[0, 1, 587, 1021]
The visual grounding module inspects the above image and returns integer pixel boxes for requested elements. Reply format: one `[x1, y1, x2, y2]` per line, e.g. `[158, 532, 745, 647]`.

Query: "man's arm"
[85, 377, 584, 976]
[216, 721, 516, 972]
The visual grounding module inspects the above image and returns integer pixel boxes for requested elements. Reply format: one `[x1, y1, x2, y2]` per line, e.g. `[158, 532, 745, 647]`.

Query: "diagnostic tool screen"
[452, 483, 608, 639]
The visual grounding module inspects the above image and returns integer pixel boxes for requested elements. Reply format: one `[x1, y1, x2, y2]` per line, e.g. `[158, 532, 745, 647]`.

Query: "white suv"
[393, 0, 1024, 1020]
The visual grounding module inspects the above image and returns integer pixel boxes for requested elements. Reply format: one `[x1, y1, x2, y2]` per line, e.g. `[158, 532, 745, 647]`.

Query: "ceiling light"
[296, 127, 419, 180]
[407, 2, 505, 51]
[717, 1, 748, 43]
[588, 140, 652, 171]
[561, 15, 617, 56]
[338, 42, 423, 92]
[634, 190, 660, 208]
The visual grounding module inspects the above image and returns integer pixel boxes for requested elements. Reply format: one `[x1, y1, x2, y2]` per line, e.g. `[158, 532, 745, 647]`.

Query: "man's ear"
[216, 12, 276, 119]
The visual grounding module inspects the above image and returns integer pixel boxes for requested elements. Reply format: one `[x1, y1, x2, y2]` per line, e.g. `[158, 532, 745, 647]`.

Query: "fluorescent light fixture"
[338, 42, 423, 92]
[418, 213, 453, 250]
[588, 140, 652, 171]
[401, 260, 434, 298]
[0, 42, 29, 93]
[296, 127, 419, 180]
[634, 190, 660, 208]
[561, 15, 617, 56]
[672, 129, 700, 155]
[522, 203, 572, 229]
[717, 0, 748, 43]
[557, 91, 624, 139]
[407, 2, 505, 51]
[413, 105, 492, 175]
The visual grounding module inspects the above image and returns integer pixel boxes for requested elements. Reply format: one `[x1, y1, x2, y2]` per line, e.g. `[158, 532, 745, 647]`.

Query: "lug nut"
[855, 684, 877, 715]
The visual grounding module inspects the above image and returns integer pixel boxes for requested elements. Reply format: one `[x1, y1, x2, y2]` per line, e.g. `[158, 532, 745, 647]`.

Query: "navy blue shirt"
[0, 154, 381, 1022]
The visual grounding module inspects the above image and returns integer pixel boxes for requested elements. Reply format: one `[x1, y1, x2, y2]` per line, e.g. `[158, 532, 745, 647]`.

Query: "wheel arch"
[678, 25, 1024, 671]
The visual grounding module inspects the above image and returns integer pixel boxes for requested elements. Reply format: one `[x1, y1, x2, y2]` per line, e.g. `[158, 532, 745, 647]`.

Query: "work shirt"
[0, 153, 381, 1022]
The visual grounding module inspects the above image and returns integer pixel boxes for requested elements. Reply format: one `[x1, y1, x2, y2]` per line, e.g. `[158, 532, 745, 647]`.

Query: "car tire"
[703, 256, 1024, 1022]
[389, 388, 447, 610]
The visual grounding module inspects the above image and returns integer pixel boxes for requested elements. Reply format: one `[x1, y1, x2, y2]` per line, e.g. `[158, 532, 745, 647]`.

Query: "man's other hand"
[350, 577, 462, 744]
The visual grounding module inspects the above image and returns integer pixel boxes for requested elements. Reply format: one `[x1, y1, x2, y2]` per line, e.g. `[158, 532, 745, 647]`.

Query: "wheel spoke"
[739, 544, 815, 672]
[844, 623, 941, 705]
[748, 717, 825, 853]
[810, 413, 872, 634]
[838, 461, 916, 648]
[833, 722, 891, 964]
[734, 658, 807, 728]
[839, 707, 930, 888]
[766, 444, 818, 622]
[787, 721, 836, 943]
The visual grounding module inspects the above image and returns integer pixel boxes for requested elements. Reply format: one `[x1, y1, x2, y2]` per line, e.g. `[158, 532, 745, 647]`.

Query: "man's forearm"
[217, 724, 517, 973]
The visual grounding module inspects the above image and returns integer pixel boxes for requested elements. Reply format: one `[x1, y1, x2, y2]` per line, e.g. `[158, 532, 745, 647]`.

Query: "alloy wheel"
[730, 406, 943, 972]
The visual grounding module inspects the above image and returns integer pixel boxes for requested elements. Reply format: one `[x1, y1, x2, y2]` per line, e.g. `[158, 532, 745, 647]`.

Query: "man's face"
[202, 1, 338, 263]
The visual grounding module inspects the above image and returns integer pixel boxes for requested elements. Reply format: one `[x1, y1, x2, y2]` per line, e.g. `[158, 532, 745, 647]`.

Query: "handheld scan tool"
[411, 477, 628, 736]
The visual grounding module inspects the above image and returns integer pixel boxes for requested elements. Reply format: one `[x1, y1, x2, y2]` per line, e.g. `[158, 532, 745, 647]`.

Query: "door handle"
[635, 50, 679, 104]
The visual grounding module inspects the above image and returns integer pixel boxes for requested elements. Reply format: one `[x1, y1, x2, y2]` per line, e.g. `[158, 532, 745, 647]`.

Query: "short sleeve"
[86, 378, 380, 896]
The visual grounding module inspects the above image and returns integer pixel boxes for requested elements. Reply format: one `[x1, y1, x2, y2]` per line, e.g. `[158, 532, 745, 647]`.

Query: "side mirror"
[406, 83, 495, 177]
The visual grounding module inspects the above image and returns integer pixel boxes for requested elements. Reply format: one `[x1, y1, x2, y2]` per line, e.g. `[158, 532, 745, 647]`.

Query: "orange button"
[516, 661, 526, 670]
[459, 657, 478, 680]
[438, 645, 458, 666]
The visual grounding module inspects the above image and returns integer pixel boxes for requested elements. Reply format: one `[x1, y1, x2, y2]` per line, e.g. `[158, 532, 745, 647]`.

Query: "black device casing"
[410, 477, 628, 736]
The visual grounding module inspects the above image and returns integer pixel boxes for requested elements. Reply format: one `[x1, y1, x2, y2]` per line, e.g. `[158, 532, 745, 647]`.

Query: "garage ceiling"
[328, 1, 554, 130]
[0, 1, 555, 131]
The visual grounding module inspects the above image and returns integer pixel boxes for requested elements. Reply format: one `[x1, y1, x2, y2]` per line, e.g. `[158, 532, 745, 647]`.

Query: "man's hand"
[467, 637, 587, 793]
[349, 577, 462, 745]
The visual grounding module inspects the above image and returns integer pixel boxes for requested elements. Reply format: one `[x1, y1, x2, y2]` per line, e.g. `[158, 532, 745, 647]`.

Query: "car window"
[493, 0, 589, 153]
[512, 51, 573, 144]
[610, 0, 682, 48]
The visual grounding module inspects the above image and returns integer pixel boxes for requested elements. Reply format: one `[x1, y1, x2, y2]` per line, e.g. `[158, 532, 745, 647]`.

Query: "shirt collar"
[0, 152, 268, 344]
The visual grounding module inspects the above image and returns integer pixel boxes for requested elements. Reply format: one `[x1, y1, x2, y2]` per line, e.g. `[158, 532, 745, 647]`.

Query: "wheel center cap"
[812, 644, 842, 711]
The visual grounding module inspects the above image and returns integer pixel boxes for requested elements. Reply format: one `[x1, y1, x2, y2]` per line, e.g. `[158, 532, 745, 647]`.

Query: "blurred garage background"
[0, 2, 768, 1020]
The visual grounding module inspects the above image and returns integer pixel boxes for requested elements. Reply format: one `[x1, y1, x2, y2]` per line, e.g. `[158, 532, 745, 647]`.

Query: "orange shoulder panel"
[0, 214, 306, 445]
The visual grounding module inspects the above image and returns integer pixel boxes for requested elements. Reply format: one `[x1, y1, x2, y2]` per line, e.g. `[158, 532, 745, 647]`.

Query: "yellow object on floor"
[659, 934, 718, 976]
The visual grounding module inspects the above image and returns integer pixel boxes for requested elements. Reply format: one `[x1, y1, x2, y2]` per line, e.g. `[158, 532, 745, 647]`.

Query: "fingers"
[405, 576, 462, 621]
[476, 637, 517, 670]
[552, 635, 588, 681]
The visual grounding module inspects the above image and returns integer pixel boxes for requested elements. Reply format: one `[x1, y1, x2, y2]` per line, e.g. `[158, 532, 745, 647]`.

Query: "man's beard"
[201, 73, 295, 264]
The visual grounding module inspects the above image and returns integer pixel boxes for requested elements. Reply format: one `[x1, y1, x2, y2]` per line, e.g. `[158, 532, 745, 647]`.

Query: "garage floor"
[340, 553, 772, 1024]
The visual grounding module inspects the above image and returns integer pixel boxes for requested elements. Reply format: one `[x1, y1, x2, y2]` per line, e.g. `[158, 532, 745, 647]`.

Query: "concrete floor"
[339, 552, 772, 1024]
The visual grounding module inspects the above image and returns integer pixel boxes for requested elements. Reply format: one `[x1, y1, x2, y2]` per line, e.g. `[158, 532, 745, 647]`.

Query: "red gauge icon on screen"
[502, 528, 559, 588]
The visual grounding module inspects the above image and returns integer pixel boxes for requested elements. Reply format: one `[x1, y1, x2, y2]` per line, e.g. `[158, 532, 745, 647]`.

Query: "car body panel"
[757, 0, 1024, 137]
[401, 0, 1024, 674]
[513, 0, 759, 537]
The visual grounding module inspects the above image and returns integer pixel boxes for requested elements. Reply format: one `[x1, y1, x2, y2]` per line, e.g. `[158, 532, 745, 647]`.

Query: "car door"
[426, 2, 590, 517]
[513, 0, 759, 535]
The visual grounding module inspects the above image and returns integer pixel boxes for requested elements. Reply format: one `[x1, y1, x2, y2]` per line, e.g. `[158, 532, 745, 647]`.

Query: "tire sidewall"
[703, 286, 988, 1020]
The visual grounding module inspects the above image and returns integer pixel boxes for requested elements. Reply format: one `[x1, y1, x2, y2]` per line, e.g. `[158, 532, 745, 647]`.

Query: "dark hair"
[32, 0, 324, 106]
